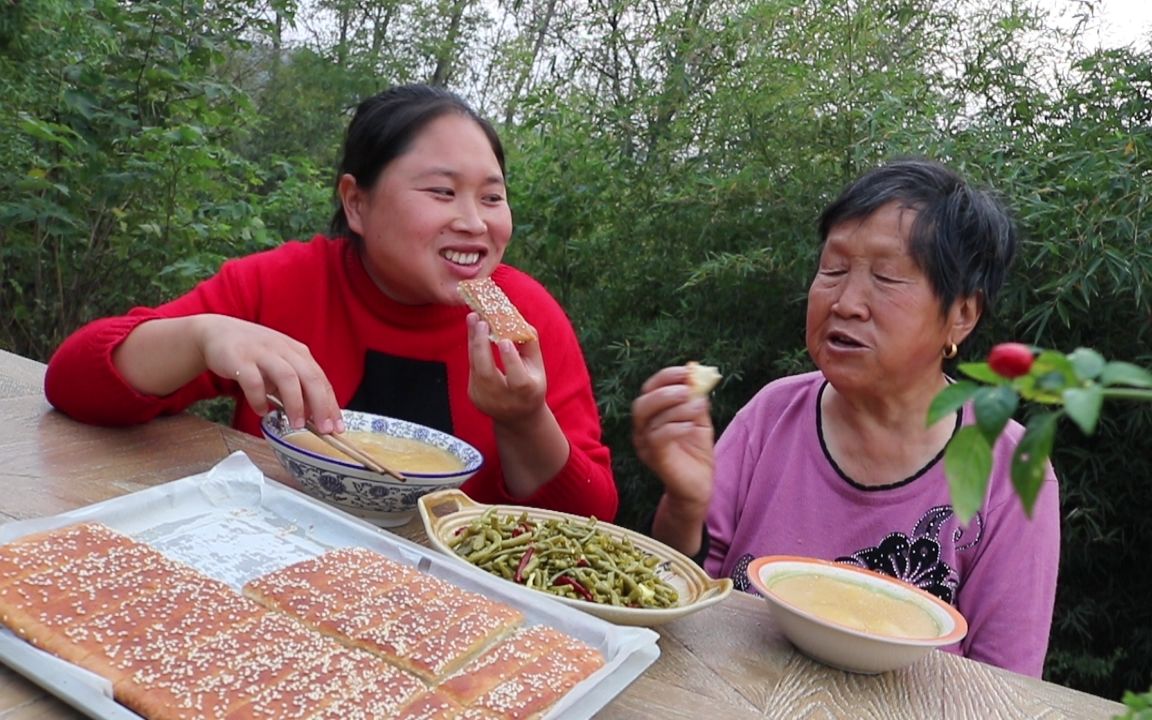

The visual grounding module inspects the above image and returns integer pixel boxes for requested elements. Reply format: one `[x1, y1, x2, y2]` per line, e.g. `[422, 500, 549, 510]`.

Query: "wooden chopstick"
[265, 395, 408, 482]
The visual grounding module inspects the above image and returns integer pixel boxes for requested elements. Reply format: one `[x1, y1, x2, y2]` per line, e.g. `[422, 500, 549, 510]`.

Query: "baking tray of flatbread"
[0, 451, 660, 720]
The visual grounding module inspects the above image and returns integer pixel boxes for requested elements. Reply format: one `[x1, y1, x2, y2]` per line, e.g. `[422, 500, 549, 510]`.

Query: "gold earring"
[943, 342, 958, 359]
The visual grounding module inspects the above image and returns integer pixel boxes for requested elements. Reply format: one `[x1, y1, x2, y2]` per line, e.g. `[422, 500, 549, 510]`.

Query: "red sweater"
[45, 236, 618, 520]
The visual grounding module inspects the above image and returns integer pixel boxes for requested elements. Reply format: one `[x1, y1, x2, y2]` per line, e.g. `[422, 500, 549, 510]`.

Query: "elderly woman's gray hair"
[817, 159, 1018, 325]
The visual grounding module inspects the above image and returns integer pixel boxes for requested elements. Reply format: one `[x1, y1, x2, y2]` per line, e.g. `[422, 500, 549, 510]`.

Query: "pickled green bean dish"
[448, 509, 680, 609]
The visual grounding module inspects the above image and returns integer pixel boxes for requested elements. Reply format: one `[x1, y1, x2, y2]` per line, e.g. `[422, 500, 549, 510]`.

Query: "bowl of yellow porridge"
[747, 555, 967, 674]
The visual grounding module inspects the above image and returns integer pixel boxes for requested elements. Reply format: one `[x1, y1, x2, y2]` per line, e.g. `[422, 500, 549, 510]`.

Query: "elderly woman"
[631, 159, 1059, 677]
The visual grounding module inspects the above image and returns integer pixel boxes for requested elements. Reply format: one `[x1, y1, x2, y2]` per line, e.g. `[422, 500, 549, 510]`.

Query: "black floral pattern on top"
[732, 505, 984, 602]
[837, 505, 983, 604]
[731, 553, 757, 593]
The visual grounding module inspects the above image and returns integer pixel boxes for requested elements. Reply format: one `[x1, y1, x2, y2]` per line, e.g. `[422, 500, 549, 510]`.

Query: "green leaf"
[973, 386, 1019, 444]
[1063, 386, 1103, 435]
[1032, 351, 1077, 383]
[62, 89, 98, 121]
[1100, 361, 1152, 389]
[956, 362, 1003, 384]
[17, 114, 78, 151]
[1014, 377, 1062, 404]
[945, 426, 993, 524]
[927, 381, 980, 425]
[1017, 364, 1072, 404]
[1010, 412, 1059, 517]
[178, 125, 206, 143]
[1066, 347, 1106, 382]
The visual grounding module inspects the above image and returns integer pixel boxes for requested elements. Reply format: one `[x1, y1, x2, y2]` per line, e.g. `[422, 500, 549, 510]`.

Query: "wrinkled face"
[805, 202, 954, 398]
[343, 113, 513, 306]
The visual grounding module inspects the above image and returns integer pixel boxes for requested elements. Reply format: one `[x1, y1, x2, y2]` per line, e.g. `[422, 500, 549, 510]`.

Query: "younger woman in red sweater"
[45, 84, 618, 521]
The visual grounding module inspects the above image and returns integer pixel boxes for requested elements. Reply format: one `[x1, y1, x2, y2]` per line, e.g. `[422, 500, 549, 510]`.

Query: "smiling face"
[805, 202, 975, 400]
[340, 112, 513, 306]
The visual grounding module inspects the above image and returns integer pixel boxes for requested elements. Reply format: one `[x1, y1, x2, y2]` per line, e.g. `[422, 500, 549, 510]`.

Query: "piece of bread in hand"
[458, 277, 538, 344]
[685, 361, 721, 396]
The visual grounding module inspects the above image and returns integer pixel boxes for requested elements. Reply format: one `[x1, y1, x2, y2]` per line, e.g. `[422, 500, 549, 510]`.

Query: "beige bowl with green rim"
[418, 489, 732, 626]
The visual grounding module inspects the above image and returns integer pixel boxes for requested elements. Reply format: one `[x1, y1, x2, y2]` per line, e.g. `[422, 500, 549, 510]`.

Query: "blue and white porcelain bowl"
[261, 409, 483, 527]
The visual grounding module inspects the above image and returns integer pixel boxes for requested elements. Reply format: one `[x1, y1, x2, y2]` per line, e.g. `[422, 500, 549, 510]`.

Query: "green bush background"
[2, 0, 1149, 700]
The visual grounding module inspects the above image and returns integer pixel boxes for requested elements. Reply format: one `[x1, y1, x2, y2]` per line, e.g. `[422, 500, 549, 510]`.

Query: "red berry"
[988, 343, 1034, 378]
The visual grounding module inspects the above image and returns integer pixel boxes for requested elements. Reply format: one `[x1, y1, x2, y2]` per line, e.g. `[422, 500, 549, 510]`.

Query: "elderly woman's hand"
[632, 366, 716, 510]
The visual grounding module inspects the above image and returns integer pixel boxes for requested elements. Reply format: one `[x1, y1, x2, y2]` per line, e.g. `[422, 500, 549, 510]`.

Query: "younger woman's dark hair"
[329, 84, 506, 244]
[817, 158, 1018, 325]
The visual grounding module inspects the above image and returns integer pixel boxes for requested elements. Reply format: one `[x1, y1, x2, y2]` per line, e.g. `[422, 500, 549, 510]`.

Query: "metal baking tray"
[0, 451, 660, 719]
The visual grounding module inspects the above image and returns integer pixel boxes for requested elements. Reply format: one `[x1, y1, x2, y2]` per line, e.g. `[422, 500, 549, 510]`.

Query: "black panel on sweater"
[347, 350, 454, 434]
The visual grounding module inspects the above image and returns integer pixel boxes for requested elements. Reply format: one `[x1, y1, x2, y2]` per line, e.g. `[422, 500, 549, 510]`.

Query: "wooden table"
[0, 348, 1126, 719]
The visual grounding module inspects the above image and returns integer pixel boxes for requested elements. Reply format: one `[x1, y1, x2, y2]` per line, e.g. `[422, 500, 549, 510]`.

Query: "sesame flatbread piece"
[458, 278, 538, 344]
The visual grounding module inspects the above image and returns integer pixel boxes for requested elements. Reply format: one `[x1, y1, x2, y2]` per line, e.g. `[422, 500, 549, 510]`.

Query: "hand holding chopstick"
[265, 394, 408, 482]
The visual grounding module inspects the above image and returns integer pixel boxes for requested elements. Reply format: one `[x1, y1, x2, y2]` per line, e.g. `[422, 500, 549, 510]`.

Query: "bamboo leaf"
[17, 114, 78, 151]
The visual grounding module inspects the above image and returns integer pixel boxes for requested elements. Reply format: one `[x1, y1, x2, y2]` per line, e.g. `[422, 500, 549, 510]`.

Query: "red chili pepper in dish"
[514, 547, 535, 584]
[554, 575, 594, 602]
[988, 342, 1034, 379]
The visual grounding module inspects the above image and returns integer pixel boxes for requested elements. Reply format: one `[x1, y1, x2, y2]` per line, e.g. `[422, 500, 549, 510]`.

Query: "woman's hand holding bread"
[465, 311, 570, 501]
[632, 365, 717, 511]
[460, 277, 547, 425]
[633, 365, 718, 556]
[465, 312, 547, 424]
